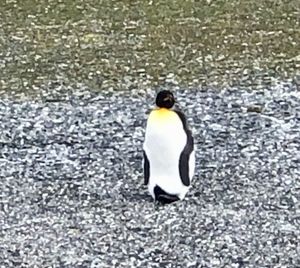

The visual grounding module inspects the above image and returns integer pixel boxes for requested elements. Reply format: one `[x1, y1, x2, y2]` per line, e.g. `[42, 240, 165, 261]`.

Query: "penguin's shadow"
[122, 191, 154, 204]
[125, 192, 179, 208]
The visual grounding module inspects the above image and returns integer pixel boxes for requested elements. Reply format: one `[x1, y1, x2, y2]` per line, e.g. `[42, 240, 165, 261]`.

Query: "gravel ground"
[0, 81, 300, 267]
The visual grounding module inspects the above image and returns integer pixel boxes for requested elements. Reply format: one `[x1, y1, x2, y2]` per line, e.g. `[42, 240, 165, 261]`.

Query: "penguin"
[143, 90, 195, 204]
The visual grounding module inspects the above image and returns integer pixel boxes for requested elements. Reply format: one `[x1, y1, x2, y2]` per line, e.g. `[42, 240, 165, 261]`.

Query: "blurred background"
[0, 0, 299, 96]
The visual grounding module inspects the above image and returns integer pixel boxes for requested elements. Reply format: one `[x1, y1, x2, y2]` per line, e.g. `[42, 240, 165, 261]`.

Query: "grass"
[0, 0, 299, 95]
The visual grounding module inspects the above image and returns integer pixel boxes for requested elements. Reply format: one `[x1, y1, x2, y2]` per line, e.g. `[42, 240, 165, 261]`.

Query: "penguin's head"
[155, 90, 175, 109]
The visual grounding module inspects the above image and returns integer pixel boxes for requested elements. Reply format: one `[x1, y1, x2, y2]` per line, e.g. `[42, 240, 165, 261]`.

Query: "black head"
[155, 90, 175, 109]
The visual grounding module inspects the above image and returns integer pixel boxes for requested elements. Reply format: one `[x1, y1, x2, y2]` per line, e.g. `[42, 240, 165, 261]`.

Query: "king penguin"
[143, 90, 195, 204]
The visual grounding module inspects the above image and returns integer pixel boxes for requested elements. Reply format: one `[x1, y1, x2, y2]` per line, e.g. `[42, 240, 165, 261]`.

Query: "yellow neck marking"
[148, 108, 177, 124]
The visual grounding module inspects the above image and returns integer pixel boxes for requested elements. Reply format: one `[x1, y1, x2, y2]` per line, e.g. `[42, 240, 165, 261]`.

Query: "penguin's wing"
[174, 110, 194, 186]
[143, 150, 150, 185]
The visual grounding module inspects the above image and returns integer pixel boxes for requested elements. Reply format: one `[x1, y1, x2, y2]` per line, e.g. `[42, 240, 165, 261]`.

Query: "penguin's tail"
[153, 185, 180, 204]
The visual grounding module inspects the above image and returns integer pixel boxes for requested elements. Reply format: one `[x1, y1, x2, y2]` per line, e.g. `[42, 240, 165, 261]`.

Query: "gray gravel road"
[1, 82, 300, 267]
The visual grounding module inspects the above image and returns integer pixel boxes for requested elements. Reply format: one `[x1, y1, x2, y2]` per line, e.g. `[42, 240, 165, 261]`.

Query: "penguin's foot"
[156, 194, 180, 204]
[153, 185, 180, 205]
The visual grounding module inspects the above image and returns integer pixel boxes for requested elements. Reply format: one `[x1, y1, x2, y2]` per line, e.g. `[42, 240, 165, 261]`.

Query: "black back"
[174, 110, 194, 187]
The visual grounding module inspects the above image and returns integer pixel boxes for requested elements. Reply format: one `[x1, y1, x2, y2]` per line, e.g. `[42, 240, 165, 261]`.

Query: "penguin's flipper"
[143, 150, 150, 185]
[174, 110, 194, 187]
[154, 185, 180, 204]
[179, 141, 194, 186]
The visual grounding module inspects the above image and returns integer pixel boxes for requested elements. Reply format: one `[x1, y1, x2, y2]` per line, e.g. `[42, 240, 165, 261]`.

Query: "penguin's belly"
[144, 122, 188, 198]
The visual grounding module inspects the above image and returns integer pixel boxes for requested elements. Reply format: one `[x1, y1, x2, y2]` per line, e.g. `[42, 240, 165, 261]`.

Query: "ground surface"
[1, 81, 300, 267]
[1, 1, 300, 267]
